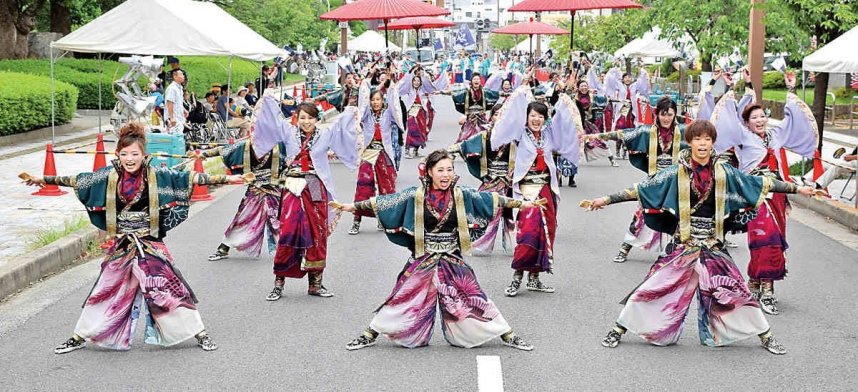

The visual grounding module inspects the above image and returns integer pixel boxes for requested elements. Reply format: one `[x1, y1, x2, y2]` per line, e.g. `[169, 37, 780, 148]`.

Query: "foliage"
[550, 11, 650, 59]
[0, 71, 78, 135]
[221, 0, 340, 49]
[762, 71, 786, 89]
[488, 34, 516, 51]
[665, 69, 701, 83]
[832, 87, 855, 100]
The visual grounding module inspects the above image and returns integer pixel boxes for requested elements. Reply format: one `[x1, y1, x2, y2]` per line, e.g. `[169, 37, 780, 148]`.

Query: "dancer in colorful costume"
[586, 96, 686, 263]
[603, 67, 651, 158]
[24, 122, 249, 354]
[710, 71, 818, 314]
[450, 73, 500, 142]
[338, 150, 536, 351]
[203, 102, 290, 261]
[348, 71, 403, 235]
[266, 97, 361, 300]
[449, 103, 515, 254]
[583, 120, 816, 355]
[491, 86, 582, 297]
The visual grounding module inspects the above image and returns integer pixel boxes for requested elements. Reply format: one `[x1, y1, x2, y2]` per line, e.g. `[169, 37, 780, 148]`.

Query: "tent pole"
[227, 55, 234, 100]
[801, 69, 806, 102]
[98, 53, 103, 133]
[50, 46, 56, 145]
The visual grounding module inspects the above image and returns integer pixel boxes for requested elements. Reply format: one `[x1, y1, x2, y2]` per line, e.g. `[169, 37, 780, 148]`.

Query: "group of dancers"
[23, 54, 821, 356]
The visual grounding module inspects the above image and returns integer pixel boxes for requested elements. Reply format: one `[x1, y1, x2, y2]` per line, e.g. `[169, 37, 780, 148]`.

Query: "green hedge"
[0, 72, 78, 136]
[0, 57, 272, 110]
[762, 71, 785, 89]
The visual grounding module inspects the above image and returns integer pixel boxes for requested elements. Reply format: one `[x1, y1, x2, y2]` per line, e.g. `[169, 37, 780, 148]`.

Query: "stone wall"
[27, 32, 65, 59]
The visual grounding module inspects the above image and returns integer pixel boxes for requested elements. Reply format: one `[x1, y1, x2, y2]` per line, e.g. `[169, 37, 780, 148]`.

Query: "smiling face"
[411, 76, 422, 89]
[370, 91, 384, 112]
[501, 80, 512, 92]
[578, 82, 589, 94]
[689, 134, 714, 164]
[470, 75, 481, 89]
[116, 142, 145, 174]
[297, 109, 317, 133]
[428, 158, 455, 190]
[746, 108, 767, 136]
[527, 109, 545, 132]
[658, 108, 676, 128]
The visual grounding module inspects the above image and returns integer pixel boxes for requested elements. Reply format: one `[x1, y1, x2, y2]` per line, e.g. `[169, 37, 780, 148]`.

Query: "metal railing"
[850, 95, 858, 130]
[825, 92, 836, 126]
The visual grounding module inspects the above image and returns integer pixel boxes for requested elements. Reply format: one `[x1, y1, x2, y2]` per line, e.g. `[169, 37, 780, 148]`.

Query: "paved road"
[1, 97, 856, 391]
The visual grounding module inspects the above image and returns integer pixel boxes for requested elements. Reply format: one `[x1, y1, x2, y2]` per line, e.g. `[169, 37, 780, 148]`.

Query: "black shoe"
[266, 285, 284, 301]
[504, 280, 522, 297]
[760, 294, 779, 315]
[526, 278, 555, 293]
[346, 334, 377, 350]
[568, 177, 577, 188]
[54, 336, 85, 354]
[207, 249, 228, 261]
[601, 330, 623, 348]
[348, 220, 360, 235]
[196, 334, 218, 351]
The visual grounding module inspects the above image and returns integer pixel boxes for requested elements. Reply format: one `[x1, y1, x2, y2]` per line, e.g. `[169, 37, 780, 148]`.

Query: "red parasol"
[509, 0, 642, 57]
[380, 16, 455, 50]
[491, 18, 569, 61]
[320, 0, 450, 52]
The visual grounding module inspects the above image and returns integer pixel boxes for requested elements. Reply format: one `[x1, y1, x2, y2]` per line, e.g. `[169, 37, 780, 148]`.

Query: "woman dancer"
[338, 150, 536, 351]
[491, 87, 582, 297]
[449, 103, 515, 254]
[574, 79, 618, 167]
[400, 70, 430, 159]
[710, 71, 818, 314]
[585, 96, 686, 263]
[267, 97, 361, 300]
[25, 122, 249, 354]
[583, 120, 816, 355]
[348, 73, 403, 235]
[450, 73, 499, 142]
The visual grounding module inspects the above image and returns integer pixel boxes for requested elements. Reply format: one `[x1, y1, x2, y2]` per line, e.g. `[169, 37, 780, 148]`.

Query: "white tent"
[614, 28, 681, 59]
[52, 0, 284, 61]
[803, 24, 858, 73]
[514, 36, 553, 53]
[348, 30, 401, 53]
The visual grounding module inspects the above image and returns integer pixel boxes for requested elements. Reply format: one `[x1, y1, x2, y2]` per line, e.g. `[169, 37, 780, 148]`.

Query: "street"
[1, 97, 856, 391]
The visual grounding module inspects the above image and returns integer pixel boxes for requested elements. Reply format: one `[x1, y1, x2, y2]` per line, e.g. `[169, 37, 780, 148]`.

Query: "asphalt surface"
[1, 97, 856, 391]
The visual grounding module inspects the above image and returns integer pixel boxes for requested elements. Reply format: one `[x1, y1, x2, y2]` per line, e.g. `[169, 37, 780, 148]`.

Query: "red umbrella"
[320, 0, 450, 52]
[509, 0, 642, 56]
[491, 18, 569, 61]
[380, 17, 455, 50]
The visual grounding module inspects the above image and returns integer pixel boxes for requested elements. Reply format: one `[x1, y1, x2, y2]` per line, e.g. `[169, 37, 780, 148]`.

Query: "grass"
[762, 89, 856, 105]
[25, 215, 89, 251]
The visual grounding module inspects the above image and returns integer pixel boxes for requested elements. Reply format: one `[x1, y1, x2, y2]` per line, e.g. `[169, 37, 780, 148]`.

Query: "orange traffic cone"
[190, 150, 213, 201]
[33, 143, 67, 196]
[93, 133, 107, 171]
[292, 85, 298, 99]
[291, 111, 298, 126]
[812, 149, 824, 181]
[301, 85, 307, 102]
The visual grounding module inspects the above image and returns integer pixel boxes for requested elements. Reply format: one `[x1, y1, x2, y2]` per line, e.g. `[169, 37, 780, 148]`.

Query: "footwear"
[308, 285, 334, 298]
[609, 157, 619, 167]
[759, 294, 779, 315]
[207, 249, 228, 261]
[377, 220, 384, 231]
[266, 285, 284, 301]
[760, 335, 787, 355]
[504, 280, 521, 297]
[348, 220, 360, 235]
[748, 280, 761, 300]
[196, 334, 218, 351]
[501, 334, 534, 351]
[526, 278, 555, 293]
[346, 334, 377, 350]
[404, 150, 414, 159]
[54, 336, 85, 354]
[613, 243, 632, 263]
[601, 329, 623, 348]
[568, 176, 577, 188]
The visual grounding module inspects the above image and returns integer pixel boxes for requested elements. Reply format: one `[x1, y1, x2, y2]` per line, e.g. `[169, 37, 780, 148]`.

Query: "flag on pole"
[771, 56, 787, 73]
[456, 24, 476, 48]
[434, 37, 443, 51]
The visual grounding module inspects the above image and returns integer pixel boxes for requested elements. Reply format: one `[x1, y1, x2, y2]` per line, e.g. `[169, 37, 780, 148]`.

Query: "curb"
[0, 182, 243, 302]
[0, 228, 101, 301]
[788, 194, 858, 232]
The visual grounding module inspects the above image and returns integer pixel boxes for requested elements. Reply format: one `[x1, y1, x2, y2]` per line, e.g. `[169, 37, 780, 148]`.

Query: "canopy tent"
[52, 0, 284, 61]
[802, 24, 858, 73]
[614, 28, 681, 59]
[348, 30, 402, 52]
[514, 36, 554, 52]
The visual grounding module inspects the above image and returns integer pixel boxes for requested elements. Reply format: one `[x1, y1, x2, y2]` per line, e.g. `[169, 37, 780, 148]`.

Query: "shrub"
[762, 71, 785, 89]
[665, 69, 701, 83]
[833, 86, 854, 100]
[0, 72, 78, 136]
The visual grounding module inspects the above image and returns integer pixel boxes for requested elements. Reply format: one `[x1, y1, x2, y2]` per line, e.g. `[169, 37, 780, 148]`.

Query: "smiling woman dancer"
[337, 150, 536, 351]
[24, 122, 249, 354]
[582, 120, 816, 355]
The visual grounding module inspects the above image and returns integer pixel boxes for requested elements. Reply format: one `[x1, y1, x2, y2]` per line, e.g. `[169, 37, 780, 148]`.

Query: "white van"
[404, 47, 435, 67]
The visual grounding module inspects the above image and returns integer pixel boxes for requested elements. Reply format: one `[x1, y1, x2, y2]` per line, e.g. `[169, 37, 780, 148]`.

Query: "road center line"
[477, 355, 504, 392]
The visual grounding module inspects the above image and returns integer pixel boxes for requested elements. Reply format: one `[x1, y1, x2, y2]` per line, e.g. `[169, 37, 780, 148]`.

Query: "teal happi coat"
[619, 124, 688, 175]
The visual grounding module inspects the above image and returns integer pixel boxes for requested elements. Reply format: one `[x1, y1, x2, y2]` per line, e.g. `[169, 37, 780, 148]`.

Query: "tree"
[221, 0, 340, 49]
[0, 0, 48, 59]
[780, 0, 858, 150]
[488, 33, 516, 52]
[549, 11, 651, 59]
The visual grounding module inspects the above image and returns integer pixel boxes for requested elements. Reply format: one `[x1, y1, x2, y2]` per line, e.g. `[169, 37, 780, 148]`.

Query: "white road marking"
[477, 355, 504, 392]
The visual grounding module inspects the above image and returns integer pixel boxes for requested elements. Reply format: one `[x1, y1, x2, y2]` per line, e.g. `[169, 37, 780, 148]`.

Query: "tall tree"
[781, 0, 858, 150]
[549, 10, 651, 59]
[488, 33, 516, 52]
[0, 0, 48, 59]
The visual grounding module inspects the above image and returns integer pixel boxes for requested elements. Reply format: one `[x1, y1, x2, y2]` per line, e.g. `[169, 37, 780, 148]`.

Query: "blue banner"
[456, 24, 476, 47]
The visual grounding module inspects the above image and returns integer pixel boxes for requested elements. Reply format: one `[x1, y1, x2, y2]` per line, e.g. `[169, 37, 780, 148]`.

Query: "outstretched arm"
[582, 186, 639, 211]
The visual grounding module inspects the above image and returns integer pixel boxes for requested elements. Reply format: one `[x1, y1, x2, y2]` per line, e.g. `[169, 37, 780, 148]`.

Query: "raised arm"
[490, 86, 532, 148]
[549, 94, 583, 163]
[325, 106, 362, 170]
